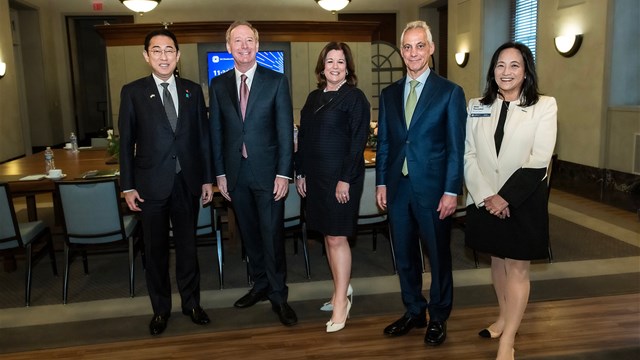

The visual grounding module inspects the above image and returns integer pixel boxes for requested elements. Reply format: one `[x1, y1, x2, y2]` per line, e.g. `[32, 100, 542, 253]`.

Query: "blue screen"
[207, 51, 284, 84]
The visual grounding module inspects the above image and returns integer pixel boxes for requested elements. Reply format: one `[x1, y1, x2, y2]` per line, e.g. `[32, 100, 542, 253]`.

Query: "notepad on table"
[81, 169, 119, 179]
[19, 174, 46, 181]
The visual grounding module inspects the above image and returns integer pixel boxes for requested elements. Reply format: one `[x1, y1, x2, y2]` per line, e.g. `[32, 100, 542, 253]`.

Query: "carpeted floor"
[0, 210, 639, 355]
[1, 214, 639, 308]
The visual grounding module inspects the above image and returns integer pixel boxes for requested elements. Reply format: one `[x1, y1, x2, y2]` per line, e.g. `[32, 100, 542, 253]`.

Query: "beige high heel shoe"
[326, 299, 351, 333]
[320, 284, 353, 311]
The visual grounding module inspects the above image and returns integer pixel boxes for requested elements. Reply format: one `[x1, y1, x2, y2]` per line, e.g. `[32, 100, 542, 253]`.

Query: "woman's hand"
[484, 194, 510, 219]
[335, 181, 350, 204]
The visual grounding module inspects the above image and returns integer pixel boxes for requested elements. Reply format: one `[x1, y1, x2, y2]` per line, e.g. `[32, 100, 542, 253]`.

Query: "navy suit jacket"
[118, 75, 212, 200]
[376, 72, 467, 207]
[209, 65, 293, 191]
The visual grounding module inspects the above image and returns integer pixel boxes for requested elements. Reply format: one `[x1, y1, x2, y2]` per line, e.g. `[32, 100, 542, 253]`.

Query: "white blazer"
[464, 96, 557, 207]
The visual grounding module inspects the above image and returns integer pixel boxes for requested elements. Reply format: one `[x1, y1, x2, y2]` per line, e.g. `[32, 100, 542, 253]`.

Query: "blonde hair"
[225, 20, 260, 44]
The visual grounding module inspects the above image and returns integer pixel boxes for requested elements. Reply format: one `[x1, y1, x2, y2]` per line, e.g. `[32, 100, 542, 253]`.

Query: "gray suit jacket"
[209, 65, 293, 191]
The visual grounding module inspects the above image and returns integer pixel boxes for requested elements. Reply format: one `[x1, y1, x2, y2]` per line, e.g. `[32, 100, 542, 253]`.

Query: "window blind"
[510, 0, 538, 60]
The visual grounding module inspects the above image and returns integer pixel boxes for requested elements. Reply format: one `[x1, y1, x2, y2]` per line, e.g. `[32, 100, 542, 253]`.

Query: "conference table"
[0, 148, 119, 221]
[0, 148, 119, 271]
[0, 147, 377, 270]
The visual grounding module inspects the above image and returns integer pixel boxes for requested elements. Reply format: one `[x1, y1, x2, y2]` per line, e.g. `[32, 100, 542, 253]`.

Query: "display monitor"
[206, 50, 285, 84]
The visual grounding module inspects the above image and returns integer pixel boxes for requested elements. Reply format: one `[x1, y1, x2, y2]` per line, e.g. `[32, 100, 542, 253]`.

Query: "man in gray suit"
[209, 21, 297, 326]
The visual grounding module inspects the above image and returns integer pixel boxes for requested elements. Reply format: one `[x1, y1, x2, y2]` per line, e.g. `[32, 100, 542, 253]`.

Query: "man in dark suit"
[375, 21, 467, 346]
[119, 29, 213, 336]
[209, 21, 297, 326]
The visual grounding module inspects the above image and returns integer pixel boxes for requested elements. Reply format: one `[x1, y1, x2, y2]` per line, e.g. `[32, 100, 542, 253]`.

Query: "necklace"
[324, 79, 347, 92]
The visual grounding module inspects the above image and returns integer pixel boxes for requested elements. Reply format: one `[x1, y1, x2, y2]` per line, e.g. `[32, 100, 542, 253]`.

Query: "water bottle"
[70, 132, 79, 152]
[44, 147, 55, 174]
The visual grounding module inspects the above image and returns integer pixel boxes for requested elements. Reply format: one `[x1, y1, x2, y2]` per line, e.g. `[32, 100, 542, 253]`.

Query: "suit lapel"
[388, 79, 407, 135]
[144, 76, 174, 132]
[246, 66, 266, 122]
[175, 78, 186, 133]
[223, 71, 242, 120]
[499, 102, 530, 159]
[408, 72, 440, 131]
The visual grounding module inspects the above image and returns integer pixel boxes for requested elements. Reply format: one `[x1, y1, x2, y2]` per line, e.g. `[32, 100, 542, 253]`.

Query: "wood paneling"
[0, 293, 637, 359]
[95, 21, 381, 46]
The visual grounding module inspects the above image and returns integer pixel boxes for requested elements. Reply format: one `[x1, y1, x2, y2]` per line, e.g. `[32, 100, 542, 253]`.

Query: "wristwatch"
[296, 174, 305, 179]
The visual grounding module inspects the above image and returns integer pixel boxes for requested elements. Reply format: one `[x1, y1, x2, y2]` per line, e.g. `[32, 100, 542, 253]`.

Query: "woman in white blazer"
[463, 43, 557, 360]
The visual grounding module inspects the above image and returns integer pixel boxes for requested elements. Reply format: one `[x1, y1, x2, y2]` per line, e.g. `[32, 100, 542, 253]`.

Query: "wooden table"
[0, 148, 118, 271]
[0, 148, 119, 221]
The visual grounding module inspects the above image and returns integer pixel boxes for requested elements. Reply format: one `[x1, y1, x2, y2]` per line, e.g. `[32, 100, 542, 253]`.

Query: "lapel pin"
[150, 94, 156, 99]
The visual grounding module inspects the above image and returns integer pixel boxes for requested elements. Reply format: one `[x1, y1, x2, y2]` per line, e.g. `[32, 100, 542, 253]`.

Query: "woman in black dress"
[464, 43, 557, 360]
[295, 42, 370, 333]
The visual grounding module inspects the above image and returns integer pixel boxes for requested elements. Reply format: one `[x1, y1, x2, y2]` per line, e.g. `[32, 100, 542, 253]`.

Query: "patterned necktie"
[161, 82, 181, 173]
[402, 80, 420, 176]
[405, 80, 419, 128]
[239, 74, 249, 158]
[161, 83, 178, 131]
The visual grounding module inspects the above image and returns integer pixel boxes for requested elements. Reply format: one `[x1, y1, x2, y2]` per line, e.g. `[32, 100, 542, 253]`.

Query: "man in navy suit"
[375, 21, 467, 345]
[209, 21, 297, 326]
[119, 29, 213, 336]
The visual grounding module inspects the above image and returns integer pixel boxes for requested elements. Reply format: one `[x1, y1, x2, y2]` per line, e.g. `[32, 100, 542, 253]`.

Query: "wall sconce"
[0, 62, 6, 78]
[119, 0, 160, 14]
[554, 34, 583, 57]
[315, 0, 351, 14]
[455, 52, 469, 67]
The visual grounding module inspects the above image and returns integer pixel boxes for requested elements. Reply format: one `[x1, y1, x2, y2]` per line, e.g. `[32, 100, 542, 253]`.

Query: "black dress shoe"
[182, 305, 210, 325]
[149, 313, 170, 336]
[234, 290, 268, 308]
[424, 320, 447, 346]
[272, 302, 298, 326]
[383, 314, 427, 336]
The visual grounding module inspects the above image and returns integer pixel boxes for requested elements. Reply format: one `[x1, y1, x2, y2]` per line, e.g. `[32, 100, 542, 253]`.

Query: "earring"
[346, 70, 349, 75]
[321, 71, 324, 75]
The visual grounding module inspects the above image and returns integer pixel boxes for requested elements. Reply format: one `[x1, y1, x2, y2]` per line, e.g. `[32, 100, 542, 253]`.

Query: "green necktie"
[402, 80, 419, 175]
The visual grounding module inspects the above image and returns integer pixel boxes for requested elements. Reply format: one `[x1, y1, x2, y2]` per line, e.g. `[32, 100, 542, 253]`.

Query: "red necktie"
[240, 74, 248, 158]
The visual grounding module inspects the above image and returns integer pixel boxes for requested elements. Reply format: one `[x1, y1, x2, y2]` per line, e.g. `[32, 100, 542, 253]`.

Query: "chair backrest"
[56, 179, 126, 245]
[196, 199, 213, 236]
[284, 183, 301, 227]
[91, 137, 109, 148]
[358, 168, 386, 224]
[0, 183, 22, 249]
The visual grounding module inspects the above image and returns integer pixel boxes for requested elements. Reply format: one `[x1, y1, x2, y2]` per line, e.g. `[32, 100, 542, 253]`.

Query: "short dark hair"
[480, 42, 540, 107]
[144, 29, 179, 52]
[314, 42, 358, 89]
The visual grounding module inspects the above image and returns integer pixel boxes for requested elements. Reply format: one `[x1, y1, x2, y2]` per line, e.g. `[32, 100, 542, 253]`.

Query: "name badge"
[469, 104, 491, 117]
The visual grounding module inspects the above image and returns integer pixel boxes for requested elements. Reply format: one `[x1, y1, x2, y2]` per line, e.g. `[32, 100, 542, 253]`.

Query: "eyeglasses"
[148, 49, 177, 57]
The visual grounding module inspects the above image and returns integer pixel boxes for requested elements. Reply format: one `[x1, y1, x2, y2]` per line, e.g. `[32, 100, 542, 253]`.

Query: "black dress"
[295, 85, 370, 236]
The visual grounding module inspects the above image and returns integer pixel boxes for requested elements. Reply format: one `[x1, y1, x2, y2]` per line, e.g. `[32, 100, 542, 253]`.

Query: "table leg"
[26, 194, 38, 221]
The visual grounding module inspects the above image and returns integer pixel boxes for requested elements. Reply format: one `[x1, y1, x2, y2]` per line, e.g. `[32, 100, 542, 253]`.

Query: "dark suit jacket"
[209, 65, 293, 190]
[118, 75, 212, 199]
[376, 72, 467, 207]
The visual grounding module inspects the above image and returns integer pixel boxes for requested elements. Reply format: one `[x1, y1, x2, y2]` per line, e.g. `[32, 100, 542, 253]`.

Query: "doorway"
[66, 16, 133, 145]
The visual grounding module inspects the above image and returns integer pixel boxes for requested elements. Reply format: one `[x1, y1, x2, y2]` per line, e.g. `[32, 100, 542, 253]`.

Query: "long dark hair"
[480, 42, 540, 107]
[315, 42, 358, 89]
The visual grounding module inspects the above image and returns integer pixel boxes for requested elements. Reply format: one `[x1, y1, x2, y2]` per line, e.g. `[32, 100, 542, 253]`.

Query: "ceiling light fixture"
[119, 0, 160, 15]
[315, 0, 351, 14]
